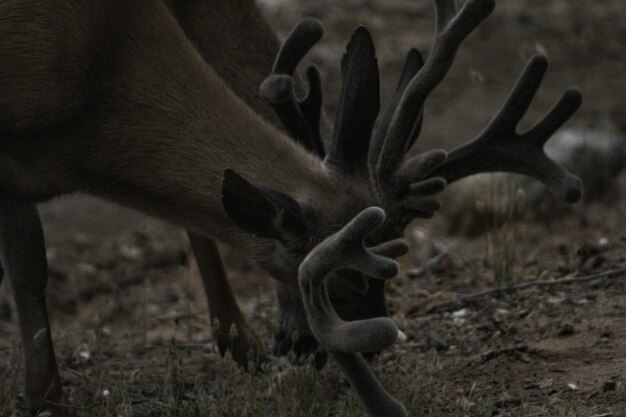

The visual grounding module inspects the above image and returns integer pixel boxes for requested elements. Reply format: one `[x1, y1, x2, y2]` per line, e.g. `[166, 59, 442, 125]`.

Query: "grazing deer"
[166, 0, 584, 367]
[0, 0, 582, 416]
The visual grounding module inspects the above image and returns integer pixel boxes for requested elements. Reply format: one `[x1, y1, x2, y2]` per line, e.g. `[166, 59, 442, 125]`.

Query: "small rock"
[452, 308, 470, 318]
[75, 343, 91, 362]
[118, 243, 144, 261]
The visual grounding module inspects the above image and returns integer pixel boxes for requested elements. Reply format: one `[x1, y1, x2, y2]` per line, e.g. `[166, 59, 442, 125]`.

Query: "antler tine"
[488, 54, 549, 131]
[260, 18, 325, 156]
[298, 207, 408, 417]
[429, 54, 584, 203]
[324, 26, 380, 175]
[299, 65, 324, 154]
[370, 48, 425, 168]
[376, 0, 495, 181]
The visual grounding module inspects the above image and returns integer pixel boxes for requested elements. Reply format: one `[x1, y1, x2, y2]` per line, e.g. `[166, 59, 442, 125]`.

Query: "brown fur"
[0, 3, 430, 414]
[164, 0, 281, 123]
[0, 0, 359, 255]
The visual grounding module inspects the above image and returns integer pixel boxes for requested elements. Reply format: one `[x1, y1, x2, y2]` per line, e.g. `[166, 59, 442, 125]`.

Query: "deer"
[0, 0, 583, 416]
[164, 0, 583, 366]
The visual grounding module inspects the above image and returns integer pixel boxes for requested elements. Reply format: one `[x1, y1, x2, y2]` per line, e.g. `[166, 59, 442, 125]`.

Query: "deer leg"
[0, 197, 70, 416]
[187, 232, 264, 368]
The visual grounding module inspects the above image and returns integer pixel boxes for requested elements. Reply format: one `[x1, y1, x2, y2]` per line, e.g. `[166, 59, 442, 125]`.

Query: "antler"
[264, 0, 583, 234]
[369, 48, 425, 165]
[372, 0, 495, 180]
[365, 0, 496, 235]
[429, 54, 583, 203]
[324, 27, 380, 175]
[259, 18, 325, 157]
[298, 207, 409, 417]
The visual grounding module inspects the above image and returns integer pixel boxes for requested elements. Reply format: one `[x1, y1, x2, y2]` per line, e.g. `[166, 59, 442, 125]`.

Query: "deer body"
[0, 1, 351, 414]
[0, 0, 333, 250]
[0, 1, 584, 416]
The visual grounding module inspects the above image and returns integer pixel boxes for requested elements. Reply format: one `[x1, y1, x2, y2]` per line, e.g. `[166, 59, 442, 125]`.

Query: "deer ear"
[221, 169, 311, 240]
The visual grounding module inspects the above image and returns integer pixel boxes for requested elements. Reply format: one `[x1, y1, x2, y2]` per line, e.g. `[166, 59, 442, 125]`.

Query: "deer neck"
[1, 0, 333, 250]
[76, 5, 333, 247]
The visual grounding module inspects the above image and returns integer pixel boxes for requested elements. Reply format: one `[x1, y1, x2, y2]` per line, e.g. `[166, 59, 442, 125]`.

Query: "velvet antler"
[259, 18, 325, 156]
[372, 0, 495, 180]
[367, 0, 498, 234]
[429, 54, 583, 203]
[263, 2, 584, 414]
[324, 27, 380, 175]
[299, 207, 409, 417]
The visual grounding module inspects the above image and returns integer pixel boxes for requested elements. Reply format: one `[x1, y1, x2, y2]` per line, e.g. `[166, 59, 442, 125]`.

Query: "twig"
[458, 266, 626, 302]
[407, 252, 448, 278]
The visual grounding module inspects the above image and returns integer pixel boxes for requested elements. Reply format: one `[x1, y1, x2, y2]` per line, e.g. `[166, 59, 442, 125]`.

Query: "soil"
[0, 1, 625, 416]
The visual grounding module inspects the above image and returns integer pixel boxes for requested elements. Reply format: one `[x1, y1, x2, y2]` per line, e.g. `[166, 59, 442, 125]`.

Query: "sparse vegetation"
[1, 1, 624, 416]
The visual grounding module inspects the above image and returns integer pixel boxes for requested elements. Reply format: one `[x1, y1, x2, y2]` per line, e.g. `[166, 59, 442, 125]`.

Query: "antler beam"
[429, 54, 583, 203]
[374, 0, 496, 179]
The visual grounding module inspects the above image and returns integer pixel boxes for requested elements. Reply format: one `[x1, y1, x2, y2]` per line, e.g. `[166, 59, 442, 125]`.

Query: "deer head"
[220, 18, 446, 339]
[223, 1, 582, 413]
[223, 0, 583, 363]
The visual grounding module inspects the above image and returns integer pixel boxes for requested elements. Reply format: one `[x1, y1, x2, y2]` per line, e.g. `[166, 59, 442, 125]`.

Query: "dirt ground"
[1, 1, 625, 416]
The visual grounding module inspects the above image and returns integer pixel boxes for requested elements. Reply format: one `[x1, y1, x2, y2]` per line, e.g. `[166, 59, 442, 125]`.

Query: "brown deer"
[166, 0, 583, 368]
[0, 0, 582, 416]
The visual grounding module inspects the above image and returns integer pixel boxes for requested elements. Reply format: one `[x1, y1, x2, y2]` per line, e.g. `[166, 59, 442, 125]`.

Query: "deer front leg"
[0, 197, 70, 416]
[187, 232, 264, 369]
